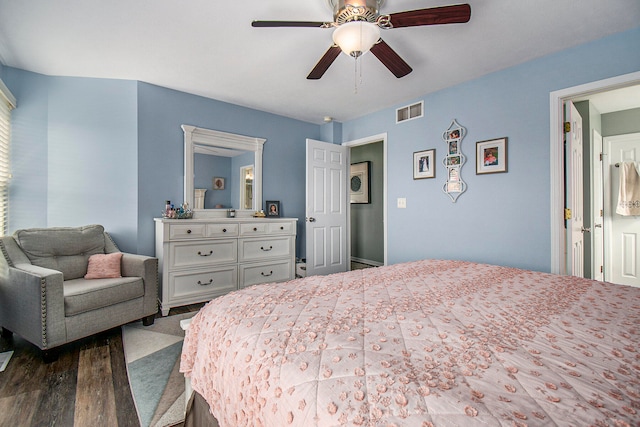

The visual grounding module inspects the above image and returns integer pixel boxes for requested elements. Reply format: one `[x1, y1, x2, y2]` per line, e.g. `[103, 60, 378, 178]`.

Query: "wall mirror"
[182, 125, 265, 214]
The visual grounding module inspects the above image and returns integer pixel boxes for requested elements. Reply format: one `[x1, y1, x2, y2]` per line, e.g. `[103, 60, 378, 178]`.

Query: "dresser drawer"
[169, 266, 237, 300]
[170, 240, 237, 268]
[239, 259, 293, 288]
[267, 221, 295, 234]
[207, 223, 239, 238]
[239, 222, 269, 236]
[239, 236, 293, 261]
[169, 223, 207, 239]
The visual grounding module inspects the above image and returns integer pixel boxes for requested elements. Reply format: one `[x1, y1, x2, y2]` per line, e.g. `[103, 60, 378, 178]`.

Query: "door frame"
[592, 129, 604, 281]
[343, 132, 388, 266]
[550, 70, 640, 274]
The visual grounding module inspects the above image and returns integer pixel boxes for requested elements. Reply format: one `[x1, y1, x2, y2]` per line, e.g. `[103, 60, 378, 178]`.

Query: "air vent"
[396, 101, 423, 123]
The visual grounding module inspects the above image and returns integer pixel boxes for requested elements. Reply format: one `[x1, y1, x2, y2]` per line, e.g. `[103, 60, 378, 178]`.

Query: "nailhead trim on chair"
[40, 277, 48, 348]
[105, 233, 120, 251]
[154, 258, 160, 304]
[2, 238, 49, 348]
[0, 239, 14, 267]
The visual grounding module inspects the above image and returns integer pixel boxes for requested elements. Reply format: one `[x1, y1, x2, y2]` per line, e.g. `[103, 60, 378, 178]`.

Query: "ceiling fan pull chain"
[354, 58, 358, 94]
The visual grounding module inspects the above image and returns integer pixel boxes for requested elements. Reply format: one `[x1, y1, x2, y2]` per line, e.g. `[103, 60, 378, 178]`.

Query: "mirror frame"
[182, 125, 266, 213]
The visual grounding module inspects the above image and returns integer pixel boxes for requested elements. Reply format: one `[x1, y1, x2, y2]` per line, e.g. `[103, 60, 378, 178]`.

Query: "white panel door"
[565, 102, 584, 277]
[305, 139, 348, 276]
[604, 132, 640, 287]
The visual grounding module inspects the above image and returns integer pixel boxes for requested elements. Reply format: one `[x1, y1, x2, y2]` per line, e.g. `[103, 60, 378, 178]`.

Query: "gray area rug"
[122, 312, 194, 427]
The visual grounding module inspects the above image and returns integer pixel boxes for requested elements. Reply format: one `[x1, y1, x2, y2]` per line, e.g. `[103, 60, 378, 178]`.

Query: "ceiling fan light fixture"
[332, 21, 380, 57]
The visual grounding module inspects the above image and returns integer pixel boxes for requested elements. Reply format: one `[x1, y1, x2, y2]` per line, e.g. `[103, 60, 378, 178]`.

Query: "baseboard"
[351, 257, 383, 267]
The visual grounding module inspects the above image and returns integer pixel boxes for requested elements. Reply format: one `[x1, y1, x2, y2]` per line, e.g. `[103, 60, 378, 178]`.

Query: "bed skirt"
[184, 391, 220, 427]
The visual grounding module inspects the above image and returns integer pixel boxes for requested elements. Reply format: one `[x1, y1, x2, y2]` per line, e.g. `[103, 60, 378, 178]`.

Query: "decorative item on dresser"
[154, 217, 297, 316]
[266, 200, 280, 217]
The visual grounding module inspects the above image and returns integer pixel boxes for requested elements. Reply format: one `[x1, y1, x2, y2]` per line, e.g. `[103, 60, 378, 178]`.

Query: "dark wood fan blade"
[252, 20, 330, 28]
[388, 4, 471, 28]
[307, 45, 342, 80]
[370, 39, 412, 78]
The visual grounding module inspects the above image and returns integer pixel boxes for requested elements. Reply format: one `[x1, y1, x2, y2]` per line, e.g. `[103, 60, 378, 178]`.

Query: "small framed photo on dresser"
[266, 201, 280, 217]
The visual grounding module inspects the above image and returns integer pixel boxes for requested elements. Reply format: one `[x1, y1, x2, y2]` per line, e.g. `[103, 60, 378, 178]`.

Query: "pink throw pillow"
[84, 252, 123, 279]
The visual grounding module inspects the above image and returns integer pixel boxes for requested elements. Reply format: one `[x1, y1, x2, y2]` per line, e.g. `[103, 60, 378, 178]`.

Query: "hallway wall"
[350, 142, 384, 265]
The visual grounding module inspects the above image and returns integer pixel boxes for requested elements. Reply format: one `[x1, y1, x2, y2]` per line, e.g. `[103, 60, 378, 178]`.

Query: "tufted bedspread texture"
[180, 259, 640, 426]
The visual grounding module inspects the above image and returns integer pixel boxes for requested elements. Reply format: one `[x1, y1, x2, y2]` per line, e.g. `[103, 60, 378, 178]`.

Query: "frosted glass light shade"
[332, 21, 380, 58]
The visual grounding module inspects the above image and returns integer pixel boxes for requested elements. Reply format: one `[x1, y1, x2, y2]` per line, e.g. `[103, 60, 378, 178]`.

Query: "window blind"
[0, 80, 15, 237]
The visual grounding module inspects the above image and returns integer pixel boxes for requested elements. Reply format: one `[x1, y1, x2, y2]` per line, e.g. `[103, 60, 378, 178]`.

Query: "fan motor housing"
[329, 0, 384, 24]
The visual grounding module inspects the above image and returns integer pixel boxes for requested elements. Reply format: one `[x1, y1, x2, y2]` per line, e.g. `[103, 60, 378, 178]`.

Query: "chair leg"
[42, 348, 59, 363]
[1, 327, 12, 339]
[142, 314, 155, 326]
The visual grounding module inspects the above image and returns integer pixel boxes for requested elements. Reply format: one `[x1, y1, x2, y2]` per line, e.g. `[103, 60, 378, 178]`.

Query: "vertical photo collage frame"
[441, 119, 467, 202]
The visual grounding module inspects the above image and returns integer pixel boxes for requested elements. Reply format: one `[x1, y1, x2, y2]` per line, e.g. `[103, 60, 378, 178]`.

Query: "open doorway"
[550, 71, 640, 286]
[344, 133, 388, 269]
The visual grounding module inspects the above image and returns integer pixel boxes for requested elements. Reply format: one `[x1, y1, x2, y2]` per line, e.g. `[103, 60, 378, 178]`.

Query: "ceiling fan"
[252, 0, 471, 80]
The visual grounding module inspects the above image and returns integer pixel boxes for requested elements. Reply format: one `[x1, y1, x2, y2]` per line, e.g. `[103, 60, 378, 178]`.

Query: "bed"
[180, 259, 640, 426]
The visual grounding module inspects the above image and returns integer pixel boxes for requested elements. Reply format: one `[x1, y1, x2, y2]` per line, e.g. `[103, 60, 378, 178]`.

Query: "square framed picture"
[266, 200, 280, 217]
[213, 177, 225, 190]
[413, 149, 435, 179]
[350, 161, 370, 203]
[476, 137, 508, 174]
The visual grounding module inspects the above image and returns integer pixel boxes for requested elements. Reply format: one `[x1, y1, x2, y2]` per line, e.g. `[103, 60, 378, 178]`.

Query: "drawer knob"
[260, 246, 273, 251]
[197, 279, 214, 286]
[187, 229, 192, 234]
[253, 227, 258, 231]
[222, 228, 227, 232]
[198, 250, 214, 257]
[261, 271, 273, 277]
[280, 226, 284, 230]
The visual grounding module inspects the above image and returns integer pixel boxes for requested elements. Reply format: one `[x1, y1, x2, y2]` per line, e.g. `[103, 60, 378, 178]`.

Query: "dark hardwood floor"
[0, 304, 203, 427]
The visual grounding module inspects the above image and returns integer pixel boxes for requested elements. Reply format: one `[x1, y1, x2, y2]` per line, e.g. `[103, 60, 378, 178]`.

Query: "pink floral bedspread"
[180, 260, 640, 426]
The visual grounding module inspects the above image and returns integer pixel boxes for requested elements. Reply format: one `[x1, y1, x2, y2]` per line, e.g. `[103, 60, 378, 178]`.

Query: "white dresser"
[155, 217, 297, 316]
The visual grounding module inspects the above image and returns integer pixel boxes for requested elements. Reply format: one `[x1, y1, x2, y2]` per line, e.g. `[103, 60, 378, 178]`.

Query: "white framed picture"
[413, 149, 435, 179]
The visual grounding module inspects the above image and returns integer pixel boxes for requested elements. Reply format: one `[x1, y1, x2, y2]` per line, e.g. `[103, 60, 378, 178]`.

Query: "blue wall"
[5, 72, 140, 251]
[342, 25, 640, 272]
[135, 82, 319, 256]
[3, 25, 639, 270]
[4, 74, 319, 255]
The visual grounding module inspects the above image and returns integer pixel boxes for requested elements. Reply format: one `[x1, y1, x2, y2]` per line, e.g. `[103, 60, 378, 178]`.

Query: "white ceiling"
[0, 0, 639, 124]
[575, 85, 640, 114]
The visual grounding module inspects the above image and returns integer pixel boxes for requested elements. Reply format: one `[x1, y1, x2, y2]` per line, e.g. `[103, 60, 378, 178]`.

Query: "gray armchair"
[0, 224, 158, 356]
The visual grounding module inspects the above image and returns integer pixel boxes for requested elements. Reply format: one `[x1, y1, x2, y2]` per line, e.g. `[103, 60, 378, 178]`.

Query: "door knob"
[307, 217, 316, 222]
